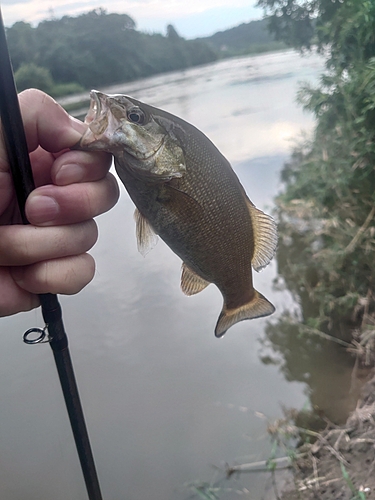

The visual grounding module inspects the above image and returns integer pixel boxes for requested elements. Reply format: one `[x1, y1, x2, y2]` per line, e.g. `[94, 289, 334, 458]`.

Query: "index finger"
[19, 89, 87, 154]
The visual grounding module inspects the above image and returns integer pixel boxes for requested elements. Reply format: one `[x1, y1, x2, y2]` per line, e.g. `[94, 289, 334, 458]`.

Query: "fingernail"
[55, 163, 85, 185]
[27, 195, 59, 224]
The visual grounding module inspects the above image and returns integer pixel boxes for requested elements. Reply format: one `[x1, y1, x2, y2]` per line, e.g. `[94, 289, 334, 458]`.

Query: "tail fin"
[215, 290, 275, 338]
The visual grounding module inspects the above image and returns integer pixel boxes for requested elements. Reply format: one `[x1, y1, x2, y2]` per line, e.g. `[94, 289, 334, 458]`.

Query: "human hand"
[0, 89, 119, 317]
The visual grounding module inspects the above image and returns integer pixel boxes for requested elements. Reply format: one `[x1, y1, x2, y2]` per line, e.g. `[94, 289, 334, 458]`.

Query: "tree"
[256, 0, 375, 335]
[6, 22, 36, 71]
[15, 63, 54, 92]
[6, 11, 217, 90]
[257, 0, 375, 69]
[257, 0, 318, 49]
[166, 24, 181, 41]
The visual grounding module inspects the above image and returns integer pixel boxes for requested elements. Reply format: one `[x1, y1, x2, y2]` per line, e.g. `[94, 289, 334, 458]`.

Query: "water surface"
[0, 50, 349, 500]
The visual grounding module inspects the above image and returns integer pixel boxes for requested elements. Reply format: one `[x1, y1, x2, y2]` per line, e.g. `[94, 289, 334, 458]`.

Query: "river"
[1, 50, 358, 500]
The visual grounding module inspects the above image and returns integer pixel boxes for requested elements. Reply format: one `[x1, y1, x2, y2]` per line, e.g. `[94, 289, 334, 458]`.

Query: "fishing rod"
[0, 8, 103, 500]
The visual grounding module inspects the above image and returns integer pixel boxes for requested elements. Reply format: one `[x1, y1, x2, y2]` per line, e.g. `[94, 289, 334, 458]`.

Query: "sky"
[1, 0, 263, 39]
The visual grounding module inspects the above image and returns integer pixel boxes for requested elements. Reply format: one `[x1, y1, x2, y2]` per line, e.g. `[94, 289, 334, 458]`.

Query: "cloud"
[1, 0, 33, 4]
[2, 0, 261, 38]
[121, 0, 257, 18]
[3, 0, 90, 25]
[165, 5, 261, 38]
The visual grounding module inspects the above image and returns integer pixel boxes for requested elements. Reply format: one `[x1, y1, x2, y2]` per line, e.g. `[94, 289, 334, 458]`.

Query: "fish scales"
[78, 91, 277, 337]
[120, 122, 255, 303]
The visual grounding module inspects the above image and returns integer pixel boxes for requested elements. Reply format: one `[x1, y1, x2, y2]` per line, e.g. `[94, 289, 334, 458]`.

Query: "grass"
[340, 463, 367, 500]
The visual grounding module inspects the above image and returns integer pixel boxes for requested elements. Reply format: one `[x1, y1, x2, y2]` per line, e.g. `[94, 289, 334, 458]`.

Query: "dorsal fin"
[181, 262, 210, 296]
[246, 200, 277, 272]
[134, 208, 158, 256]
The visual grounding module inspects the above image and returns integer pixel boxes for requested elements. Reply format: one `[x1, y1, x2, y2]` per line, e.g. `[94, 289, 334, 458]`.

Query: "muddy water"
[0, 50, 362, 500]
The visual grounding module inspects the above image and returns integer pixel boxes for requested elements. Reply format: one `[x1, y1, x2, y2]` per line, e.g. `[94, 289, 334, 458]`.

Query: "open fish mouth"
[79, 90, 120, 150]
[84, 90, 109, 137]
[84, 90, 102, 125]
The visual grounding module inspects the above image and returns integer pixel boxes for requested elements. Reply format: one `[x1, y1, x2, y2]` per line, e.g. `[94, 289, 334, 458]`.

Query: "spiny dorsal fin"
[181, 262, 210, 296]
[247, 201, 277, 272]
[215, 290, 275, 338]
[134, 208, 158, 256]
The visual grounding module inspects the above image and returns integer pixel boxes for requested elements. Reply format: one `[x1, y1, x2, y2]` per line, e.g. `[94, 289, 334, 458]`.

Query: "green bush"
[15, 63, 54, 93]
[49, 82, 85, 98]
[258, 0, 375, 334]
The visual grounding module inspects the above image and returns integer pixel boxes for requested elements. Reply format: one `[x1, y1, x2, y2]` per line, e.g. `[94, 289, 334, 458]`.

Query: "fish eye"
[127, 107, 146, 125]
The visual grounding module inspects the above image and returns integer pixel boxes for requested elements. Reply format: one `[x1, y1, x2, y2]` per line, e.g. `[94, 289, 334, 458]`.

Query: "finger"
[28, 148, 112, 187]
[1, 90, 86, 196]
[0, 220, 98, 266]
[25, 173, 119, 226]
[29, 146, 55, 187]
[0, 268, 40, 317]
[11, 253, 96, 295]
[52, 150, 112, 186]
[19, 89, 87, 153]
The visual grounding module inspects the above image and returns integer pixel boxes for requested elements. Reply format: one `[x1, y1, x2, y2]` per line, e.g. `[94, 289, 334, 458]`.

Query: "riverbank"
[277, 372, 375, 500]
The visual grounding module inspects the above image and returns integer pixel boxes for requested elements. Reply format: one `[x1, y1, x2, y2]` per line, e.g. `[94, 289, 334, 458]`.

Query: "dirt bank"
[278, 375, 375, 500]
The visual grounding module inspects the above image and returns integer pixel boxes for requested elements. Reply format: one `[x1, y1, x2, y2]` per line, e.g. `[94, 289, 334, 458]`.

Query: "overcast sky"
[1, 0, 263, 38]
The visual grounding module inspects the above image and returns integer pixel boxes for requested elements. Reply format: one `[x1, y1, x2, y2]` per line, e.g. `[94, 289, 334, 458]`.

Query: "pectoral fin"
[181, 263, 210, 295]
[166, 182, 202, 208]
[247, 200, 278, 272]
[215, 290, 275, 338]
[134, 208, 158, 256]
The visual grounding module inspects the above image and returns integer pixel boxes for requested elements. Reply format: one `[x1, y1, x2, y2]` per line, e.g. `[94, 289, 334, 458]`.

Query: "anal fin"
[181, 263, 210, 296]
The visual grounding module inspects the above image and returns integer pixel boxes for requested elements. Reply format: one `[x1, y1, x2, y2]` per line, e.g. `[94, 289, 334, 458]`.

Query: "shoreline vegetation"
[6, 8, 285, 106]
[247, 1, 375, 499]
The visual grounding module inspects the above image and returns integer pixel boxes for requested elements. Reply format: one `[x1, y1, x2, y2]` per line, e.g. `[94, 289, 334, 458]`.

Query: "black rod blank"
[0, 8, 103, 500]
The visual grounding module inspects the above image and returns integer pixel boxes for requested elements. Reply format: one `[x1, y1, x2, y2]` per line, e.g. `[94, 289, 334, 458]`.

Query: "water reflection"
[0, 50, 344, 500]
[262, 213, 375, 426]
[262, 318, 363, 424]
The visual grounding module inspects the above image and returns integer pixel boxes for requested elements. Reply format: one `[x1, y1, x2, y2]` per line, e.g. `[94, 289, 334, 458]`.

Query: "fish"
[78, 90, 277, 337]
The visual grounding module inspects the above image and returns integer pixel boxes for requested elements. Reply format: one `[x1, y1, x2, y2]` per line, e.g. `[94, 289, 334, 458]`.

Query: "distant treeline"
[201, 19, 283, 57]
[6, 8, 282, 97]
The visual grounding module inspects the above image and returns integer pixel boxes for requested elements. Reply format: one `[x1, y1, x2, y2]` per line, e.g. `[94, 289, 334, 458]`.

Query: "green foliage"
[49, 82, 85, 98]
[257, 0, 375, 70]
[340, 462, 367, 500]
[166, 24, 180, 41]
[6, 9, 218, 94]
[257, 1, 375, 335]
[275, 60, 375, 327]
[201, 19, 286, 57]
[15, 63, 54, 93]
[187, 483, 221, 500]
[6, 11, 287, 97]
[318, 0, 375, 70]
[5, 21, 37, 70]
[256, 0, 320, 50]
[14, 62, 84, 97]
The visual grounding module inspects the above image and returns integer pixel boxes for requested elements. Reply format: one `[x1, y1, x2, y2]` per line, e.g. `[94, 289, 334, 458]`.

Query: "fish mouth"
[85, 90, 102, 125]
[84, 90, 109, 137]
[79, 90, 118, 151]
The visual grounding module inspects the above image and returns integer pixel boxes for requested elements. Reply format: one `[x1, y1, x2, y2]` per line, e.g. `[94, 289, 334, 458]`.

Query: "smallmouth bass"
[79, 90, 277, 337]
